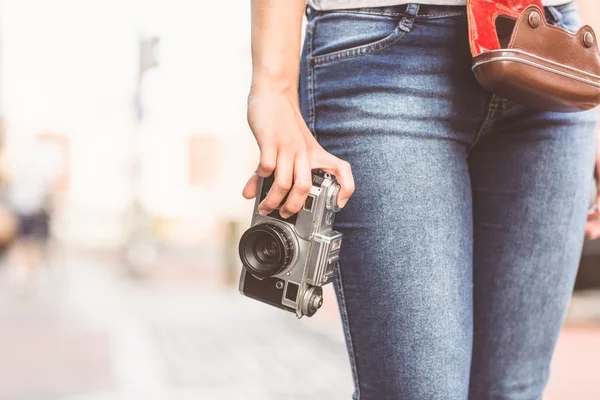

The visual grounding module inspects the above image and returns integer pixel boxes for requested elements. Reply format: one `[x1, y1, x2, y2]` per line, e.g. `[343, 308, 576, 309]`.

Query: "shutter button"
[584, 32, 594, 48]
[528, 12, 541, 29]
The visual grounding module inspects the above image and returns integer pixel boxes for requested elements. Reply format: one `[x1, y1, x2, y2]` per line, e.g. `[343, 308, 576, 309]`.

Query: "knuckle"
[250, 123, 267, 139]
[295, 181, 311, 193]
[278, 206, 292, 216]
[262, 199, 278, 210]
[275, 179, 292, 191]
[348, 178, 356, 192]
[290, 205, 303, 214]
[347, 184, 356, 195]
[286, 201, 303, 214]
[341, 160, 352, 172]
[259, 159, 276, 172]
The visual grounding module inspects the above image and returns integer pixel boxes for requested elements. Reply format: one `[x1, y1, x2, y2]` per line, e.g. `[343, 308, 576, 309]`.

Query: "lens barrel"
[239, 224, 294, 278]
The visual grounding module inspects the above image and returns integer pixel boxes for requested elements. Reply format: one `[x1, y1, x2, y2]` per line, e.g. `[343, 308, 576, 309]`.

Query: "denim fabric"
[299, 2, 599, 399]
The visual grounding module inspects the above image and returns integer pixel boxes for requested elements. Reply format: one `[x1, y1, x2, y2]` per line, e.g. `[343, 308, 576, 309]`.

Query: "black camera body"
[238, 171, 343, 318]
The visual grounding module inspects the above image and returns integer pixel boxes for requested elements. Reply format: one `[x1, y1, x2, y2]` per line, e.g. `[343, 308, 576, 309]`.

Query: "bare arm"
[577, 0, 599, 31]
[243, 0, 355, 218]
[250, 0, 305, 94]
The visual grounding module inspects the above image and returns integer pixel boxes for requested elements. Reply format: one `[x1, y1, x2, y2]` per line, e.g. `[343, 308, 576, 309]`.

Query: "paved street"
[0, 251, 352, 400]
[0, 250, 598, 400]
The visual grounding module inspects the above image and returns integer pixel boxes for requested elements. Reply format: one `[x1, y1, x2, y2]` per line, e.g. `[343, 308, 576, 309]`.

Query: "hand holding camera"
[239, 171, 344, 317]
[241, 87, 354, 318]
[243, 87, 355, 217]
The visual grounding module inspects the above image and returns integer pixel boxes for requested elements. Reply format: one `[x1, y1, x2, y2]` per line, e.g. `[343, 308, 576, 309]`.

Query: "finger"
[279, 151, 312, 219]
[313, 151, 355, 208]
[585, 223, 600, 239]
[257, 145, 276, 178]
[242, 172, 260, 199]
[585, 227, 593, 239]
[258, 152, 294, 216]
[585, 216, 600, 237]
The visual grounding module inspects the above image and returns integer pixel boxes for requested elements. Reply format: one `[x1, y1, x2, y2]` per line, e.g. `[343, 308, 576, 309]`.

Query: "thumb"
[311, 151, 354, 208]
[242, 172, 260, 200]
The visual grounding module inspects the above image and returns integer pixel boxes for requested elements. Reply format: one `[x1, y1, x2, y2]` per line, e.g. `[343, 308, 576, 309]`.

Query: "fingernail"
[258, 208, 268, 216]
[279, 211, 291, 219]
[338, 198, 348, 208]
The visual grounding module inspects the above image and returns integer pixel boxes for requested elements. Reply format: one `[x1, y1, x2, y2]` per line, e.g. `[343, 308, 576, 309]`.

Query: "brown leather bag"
[468, 0, 600, 112]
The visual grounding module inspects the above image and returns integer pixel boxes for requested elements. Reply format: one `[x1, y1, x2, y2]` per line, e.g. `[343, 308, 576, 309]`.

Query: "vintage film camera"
[238, 171, 343, 318]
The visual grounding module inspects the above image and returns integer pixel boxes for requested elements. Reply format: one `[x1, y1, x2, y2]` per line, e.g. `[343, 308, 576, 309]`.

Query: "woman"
[243, 0, 600, 398]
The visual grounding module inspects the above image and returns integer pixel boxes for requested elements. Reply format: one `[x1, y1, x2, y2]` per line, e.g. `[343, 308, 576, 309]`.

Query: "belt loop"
[305, 5, 314, 20]
[400, 3, 420, 32]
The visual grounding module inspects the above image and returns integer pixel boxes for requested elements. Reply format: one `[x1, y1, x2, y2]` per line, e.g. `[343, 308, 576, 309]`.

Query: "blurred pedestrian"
[0, 188, 18, 262]
[6, 137, 63, 284]
[0, 148, 18, 265]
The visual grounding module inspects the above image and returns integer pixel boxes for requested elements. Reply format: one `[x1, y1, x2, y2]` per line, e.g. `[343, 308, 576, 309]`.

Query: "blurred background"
[0, 0, 597, 399]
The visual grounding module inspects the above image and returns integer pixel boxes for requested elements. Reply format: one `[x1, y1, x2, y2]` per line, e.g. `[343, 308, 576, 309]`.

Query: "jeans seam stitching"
[330, 10, 465, 18]
[307, 24, 317, 137]
[313, 29, 407, 66]
[468, 96, 498, 153]
[334, 262, 360, 400]
[419, 12, 464, 17]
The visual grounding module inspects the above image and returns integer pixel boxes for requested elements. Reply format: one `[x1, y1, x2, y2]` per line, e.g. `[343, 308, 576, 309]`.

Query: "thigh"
[468, 102, 598, 399]
[331, 140, 473, 400]
[468, 3, 599, 398]
[300, 5, 487, 399]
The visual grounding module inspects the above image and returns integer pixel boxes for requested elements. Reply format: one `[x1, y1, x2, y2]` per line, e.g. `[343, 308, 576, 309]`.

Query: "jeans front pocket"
[310, 5, 420, 66]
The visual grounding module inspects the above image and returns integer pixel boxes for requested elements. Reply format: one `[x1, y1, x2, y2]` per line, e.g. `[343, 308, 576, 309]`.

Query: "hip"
[298, 1, 593, 144]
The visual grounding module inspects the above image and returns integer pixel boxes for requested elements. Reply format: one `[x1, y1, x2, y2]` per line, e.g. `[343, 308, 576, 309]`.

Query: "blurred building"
[0, 0, 258, 251]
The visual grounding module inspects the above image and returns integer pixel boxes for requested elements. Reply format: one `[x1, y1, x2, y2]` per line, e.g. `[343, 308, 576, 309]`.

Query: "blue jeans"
[299, 3, 599, 399]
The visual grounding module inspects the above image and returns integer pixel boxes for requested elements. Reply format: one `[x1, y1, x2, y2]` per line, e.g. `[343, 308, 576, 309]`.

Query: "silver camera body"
[238, 171, 343, 318]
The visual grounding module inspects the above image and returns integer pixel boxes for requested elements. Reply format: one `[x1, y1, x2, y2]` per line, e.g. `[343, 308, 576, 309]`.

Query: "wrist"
[251, 72, 297, 98]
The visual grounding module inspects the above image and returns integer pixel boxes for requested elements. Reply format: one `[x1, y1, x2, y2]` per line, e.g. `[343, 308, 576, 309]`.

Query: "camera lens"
[239, 224, 294, 278]
[255, 236, 280, 264]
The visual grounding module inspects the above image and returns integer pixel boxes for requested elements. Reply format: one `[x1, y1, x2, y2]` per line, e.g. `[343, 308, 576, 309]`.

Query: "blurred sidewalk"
[0, 250, 352, 400]
[0, 250, 598, 400]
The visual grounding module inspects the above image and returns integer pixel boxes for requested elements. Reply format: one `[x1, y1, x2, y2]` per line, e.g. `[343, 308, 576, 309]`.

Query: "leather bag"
[468, 0, 600, 112]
